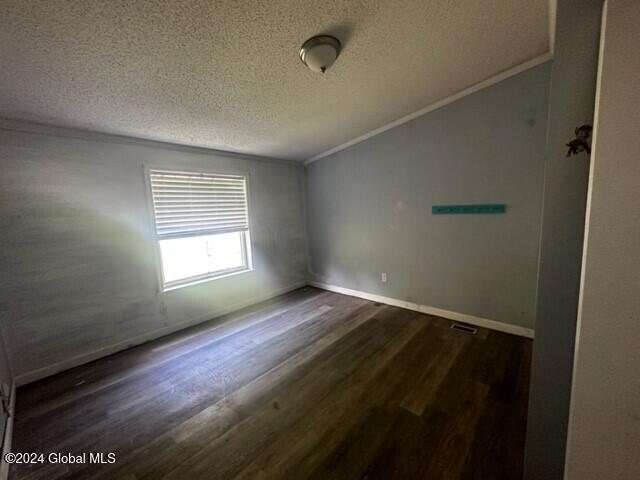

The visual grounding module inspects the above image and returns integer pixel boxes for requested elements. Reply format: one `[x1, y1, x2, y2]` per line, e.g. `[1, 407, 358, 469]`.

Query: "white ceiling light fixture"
[299, 35, 342, 73]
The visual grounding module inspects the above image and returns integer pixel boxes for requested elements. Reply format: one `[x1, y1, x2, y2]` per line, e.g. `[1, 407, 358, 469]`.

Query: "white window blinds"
[149, 169, 249, 239]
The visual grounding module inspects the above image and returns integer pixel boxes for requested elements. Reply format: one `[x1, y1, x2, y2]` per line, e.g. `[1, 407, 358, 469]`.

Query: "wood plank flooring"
[10, 287, 532, 480]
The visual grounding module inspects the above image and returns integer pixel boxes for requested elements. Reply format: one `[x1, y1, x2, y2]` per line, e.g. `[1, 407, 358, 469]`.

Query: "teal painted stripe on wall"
[432, 204, 506, 214]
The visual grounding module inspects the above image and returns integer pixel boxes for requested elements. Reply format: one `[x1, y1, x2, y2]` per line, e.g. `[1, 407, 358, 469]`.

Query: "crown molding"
[305, 52, 553, 166]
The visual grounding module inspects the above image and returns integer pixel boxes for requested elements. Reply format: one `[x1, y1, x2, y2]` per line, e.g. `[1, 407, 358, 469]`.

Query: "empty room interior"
[0, 0, 638, 479]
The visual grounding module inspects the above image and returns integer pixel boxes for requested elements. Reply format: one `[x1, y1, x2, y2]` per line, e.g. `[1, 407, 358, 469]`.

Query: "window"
[148, 169, 252, 290]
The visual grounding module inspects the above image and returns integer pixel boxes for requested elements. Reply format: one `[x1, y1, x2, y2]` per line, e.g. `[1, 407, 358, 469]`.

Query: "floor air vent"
[451, 323, 477, 334]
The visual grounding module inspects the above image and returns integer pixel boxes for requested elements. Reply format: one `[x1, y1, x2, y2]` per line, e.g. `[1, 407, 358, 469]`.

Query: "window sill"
[161, 267, 253, 293]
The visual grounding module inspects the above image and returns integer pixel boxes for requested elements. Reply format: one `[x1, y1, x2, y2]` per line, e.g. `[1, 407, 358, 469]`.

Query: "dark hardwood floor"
[11, 287, 532, 480]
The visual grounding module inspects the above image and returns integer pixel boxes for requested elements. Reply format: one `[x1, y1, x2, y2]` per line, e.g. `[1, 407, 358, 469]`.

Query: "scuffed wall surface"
[524, 1, 603, 478]
[0, 128, 307, 382]
[565, 1, 640, 477]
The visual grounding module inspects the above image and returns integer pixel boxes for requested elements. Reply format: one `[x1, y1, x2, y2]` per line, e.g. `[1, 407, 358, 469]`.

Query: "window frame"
[143, 164, 254, 292]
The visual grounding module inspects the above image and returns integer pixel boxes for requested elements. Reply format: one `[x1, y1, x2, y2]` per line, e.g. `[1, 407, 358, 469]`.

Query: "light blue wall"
[305, 63, 551, 330]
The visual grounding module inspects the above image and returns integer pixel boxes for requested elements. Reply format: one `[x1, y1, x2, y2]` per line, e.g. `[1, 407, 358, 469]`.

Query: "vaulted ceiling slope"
[0, 0, 549, 161]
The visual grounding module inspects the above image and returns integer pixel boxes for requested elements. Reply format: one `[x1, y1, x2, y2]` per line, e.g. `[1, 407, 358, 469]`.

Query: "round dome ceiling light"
[299, 35, 342, 73]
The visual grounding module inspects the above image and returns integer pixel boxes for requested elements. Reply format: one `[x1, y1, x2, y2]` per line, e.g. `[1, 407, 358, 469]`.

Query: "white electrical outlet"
[381, 272, 387, 283]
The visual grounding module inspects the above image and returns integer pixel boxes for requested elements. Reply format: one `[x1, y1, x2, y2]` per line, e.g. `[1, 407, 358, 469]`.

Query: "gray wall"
[0, 122, 307, 384]
[0, 331, 11, 394]
[524, 1, 603, 478]
[0, 327, 12, 454]
[565, 1, 640, 477]
[305, 63, 551, 330]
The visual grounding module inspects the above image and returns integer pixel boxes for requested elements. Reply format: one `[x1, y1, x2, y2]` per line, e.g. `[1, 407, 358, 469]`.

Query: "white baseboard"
[15, 281, 307, 386]
[309, 281, 534, 339]
[0, 382, 15, 480]
[15, 278, 532, 385]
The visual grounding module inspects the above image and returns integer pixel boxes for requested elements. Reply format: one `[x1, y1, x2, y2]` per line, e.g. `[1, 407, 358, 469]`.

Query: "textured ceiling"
[0, 0, 549, 161]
